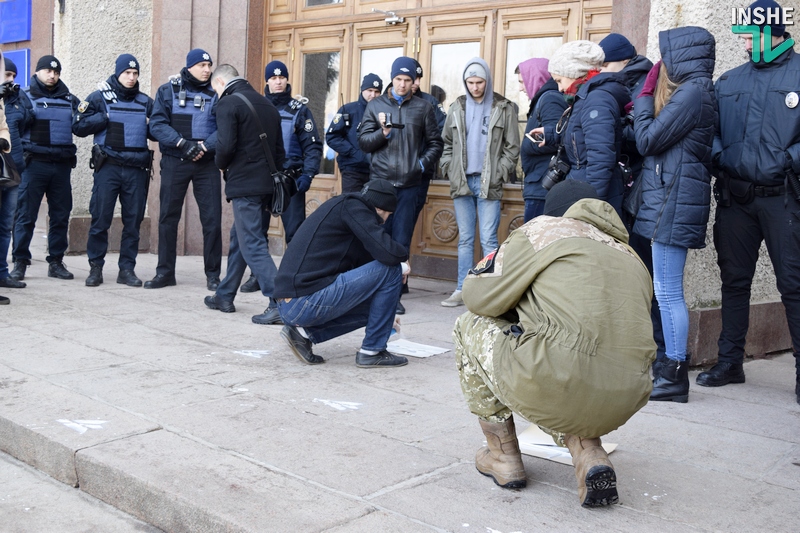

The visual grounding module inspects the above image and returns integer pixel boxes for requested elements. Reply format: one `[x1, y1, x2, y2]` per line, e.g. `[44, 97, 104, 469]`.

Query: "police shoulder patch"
[333, 113, 342, 124]
[304, 119, 314, 132]
[78, 101, 89, 113]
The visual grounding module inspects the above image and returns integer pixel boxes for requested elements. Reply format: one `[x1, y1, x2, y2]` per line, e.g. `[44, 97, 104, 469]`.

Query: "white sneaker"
[441, 290, 464, 307]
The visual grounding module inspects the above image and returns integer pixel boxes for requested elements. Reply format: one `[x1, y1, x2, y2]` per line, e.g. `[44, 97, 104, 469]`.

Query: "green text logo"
[732, 25, 795, 63]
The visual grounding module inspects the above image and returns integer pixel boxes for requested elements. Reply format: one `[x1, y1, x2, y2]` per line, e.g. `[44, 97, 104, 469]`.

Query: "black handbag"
[233, 92, 297, 216]
[0, 151, 21, 189]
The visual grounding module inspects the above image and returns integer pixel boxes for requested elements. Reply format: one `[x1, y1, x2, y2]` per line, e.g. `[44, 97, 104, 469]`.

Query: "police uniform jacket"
[273, 194, 408, 299]
[149, 68, 218, 159]
[326, 95, 370, 174]
[72, 75, 154, 168]
[2, 84, 34, 171]
[633, 26, 716, 250]
[441, 92, 520, 200]
[22, 76, 78, 162]
[215, 79, 285, 200]
[359, 89, 444, 188]
[714, 39, 800, 186]
[264, 84, 322, 183]
[521, 79, 568, 201]
[415, 90, 447, 131]
[462, 199, 655, 438]
[546, 73, 630, 212]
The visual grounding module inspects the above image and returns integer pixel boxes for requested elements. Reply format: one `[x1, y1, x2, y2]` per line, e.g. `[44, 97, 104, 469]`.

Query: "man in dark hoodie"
[274, 179, 410, 368]
[73, 54, 155, 288]
[147, 49, 222, 291]
[10, 55, 79, 282]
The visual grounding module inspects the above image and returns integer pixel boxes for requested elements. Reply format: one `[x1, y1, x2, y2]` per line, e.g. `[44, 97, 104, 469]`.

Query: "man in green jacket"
[440, 57, 520, 307]
[454, 179, 655, 508]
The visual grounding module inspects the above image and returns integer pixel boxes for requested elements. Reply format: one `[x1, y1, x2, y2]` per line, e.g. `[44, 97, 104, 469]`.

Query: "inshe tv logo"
[732, 6, 795, 62]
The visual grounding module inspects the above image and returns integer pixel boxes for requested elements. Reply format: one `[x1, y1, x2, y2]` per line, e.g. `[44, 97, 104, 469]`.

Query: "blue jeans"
[277, 260, 402, 352]
[652, 242, 689, 362]
[13, 159, 73, 264]
[216, 195, 277, 302]
[523, 198, 545, 223]
[87, 164, 148, 270]
[0, 185, 19, 279]
[385, 184, 421, 252]
[453, 175, 501, 290]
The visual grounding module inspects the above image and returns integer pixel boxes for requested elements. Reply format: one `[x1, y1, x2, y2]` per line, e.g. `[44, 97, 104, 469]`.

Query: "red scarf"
[564, 69, 601, 97]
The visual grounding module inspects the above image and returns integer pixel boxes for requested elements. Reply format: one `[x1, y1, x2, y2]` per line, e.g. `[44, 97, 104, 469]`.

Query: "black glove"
[179, 139, 202, 160]
[0, 138, 9, 151]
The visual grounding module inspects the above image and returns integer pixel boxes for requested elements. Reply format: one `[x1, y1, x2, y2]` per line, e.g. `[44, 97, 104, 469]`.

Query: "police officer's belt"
[754, 185, 785, 197]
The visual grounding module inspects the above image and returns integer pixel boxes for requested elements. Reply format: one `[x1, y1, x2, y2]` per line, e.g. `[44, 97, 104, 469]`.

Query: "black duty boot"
[696, 361, 745, 387]
[9, 261, 27, 281]
[144, 273, 176, 289]
[650, 358, 689, 403]
[117, 269, 143, 287]
[240, 274, 260, 293]
[0, 277, 26, 288]
[85, 263, 103, 287]
[206, 274, 220, 291]
[48, 261, 74, 280]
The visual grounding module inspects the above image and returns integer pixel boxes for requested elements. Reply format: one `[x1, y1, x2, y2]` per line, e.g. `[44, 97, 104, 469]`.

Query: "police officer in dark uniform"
[411, 60, 446, 223]
[146, 49, 221, 290]
[10, 55, 79, 282]
[699, 0, 800, 405]
[239, 60, 322, 298]
[73, 54, 155, 287]
[326, 73, 383, 194]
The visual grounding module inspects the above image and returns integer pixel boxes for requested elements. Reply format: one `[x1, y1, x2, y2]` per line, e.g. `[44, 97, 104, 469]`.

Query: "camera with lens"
[541, 151, 571, 191]
[384, 112, 393, 129]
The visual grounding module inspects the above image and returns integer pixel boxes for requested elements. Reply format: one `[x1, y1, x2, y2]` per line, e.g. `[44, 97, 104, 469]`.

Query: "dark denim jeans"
[156, 155, 222, 277]
[13, 160, 73, 264]
[384, 183, 421, 252]
[523, 198, 546, 223]
[216, 195, 277, 302]
[0, 185, 19, 278]
[87, 164, 148, 270]
[277, 260, 402, 352]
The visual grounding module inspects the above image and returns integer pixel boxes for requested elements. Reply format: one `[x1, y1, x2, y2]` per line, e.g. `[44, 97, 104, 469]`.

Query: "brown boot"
[475, 417, 527, 489]
[564, 434, 618, 507]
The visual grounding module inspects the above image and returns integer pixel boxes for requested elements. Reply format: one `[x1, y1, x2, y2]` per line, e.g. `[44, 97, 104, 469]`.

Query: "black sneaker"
[0, 277, 26, 289]
[0, 295, 9, 305]
[9, 261, 27, 281]
[240, 274, 260, 293]
[356, 349, 408, 368]
[281, 325, 324, 365]
[144, 273, 177, 289]
[117, 269, 143, 287]
[48, 261, 74, 280]
[85, 263, 103, 287]
[696, 362, 745, 387]
[206, 275, 220, 291]
[204, 295, 236, 313]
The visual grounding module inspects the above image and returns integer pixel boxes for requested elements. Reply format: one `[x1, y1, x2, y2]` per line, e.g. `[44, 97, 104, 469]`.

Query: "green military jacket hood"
[462, 199, 655, 438]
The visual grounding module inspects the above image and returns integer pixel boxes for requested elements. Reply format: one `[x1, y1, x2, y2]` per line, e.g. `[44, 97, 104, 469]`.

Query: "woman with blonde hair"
[633, 26, 717, 402]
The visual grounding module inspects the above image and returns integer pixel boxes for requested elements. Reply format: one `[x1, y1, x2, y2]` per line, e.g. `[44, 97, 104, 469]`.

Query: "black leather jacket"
[358, 89, 443, 188]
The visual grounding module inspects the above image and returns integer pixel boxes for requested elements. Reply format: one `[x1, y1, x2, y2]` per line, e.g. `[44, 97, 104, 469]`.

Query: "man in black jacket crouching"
[203, 64, 285, 324]
[274, 179, 410, 368]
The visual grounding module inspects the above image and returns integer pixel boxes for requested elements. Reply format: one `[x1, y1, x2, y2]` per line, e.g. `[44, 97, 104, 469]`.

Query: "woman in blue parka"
[633, 26, 717, 403]
[532, 40, 631, 214]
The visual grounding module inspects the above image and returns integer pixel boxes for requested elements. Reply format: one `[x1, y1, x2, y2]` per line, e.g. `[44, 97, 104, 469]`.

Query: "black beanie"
[746, 0, 787, 36]
[115, 54, 140, 78]
[543, 179, 599, 217]
[4, 57, 17, 75]
[36, 55, 61, 73]
[361, 179, 398, 212]
[361, 73, 383, 93]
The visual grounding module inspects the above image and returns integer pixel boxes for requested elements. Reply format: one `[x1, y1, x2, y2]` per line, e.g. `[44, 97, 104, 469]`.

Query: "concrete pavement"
[1, 231, 798, 532]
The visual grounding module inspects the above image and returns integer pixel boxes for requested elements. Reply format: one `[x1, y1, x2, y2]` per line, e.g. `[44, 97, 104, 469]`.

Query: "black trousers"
[155, 155, 222, 278]
[714, 194, 800, 373]
[340, 170, 370, 194]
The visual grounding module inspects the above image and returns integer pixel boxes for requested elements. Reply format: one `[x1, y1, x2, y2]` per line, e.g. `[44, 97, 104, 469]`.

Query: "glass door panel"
[504, 36, 564, 123]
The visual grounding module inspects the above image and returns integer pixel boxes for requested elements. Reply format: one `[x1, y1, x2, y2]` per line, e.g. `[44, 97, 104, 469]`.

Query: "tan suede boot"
[475, 417, 527, 489]
[564, 434, 618, 507]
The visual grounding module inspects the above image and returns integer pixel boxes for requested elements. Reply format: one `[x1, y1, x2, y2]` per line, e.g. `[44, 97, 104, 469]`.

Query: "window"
[303, 51, 340, 175]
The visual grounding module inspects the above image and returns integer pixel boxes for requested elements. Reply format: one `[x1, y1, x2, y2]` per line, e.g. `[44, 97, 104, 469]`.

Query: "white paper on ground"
[517, 424, 617, 466]
[386, 338, 450, 358]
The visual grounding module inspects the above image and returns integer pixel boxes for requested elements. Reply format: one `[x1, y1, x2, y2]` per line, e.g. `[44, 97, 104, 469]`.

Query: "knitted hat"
[115, 54, 139, 78]
[265, 60, 289, 80]
[464, 62, 488, 81]
[186, 49, 212, 68]
[361, 73, 383, 92]
[361, 179, 398, 212]
[543, 179, 599, 217]
[391, 56, 417, 80]
[548, 41, 605, 79]
[36, 55, 61, 73]
[4, 57, 17, 75]
[745, 0, 786, 35]
[413, 59, 424, 79]
[598, 33, 637, 62]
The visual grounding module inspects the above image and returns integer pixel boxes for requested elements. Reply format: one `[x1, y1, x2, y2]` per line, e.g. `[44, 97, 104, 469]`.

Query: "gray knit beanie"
[548, 40, 605, 79]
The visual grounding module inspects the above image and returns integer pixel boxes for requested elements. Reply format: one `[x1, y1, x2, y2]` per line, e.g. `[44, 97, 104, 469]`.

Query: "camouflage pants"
[453, 311, 566, 446]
